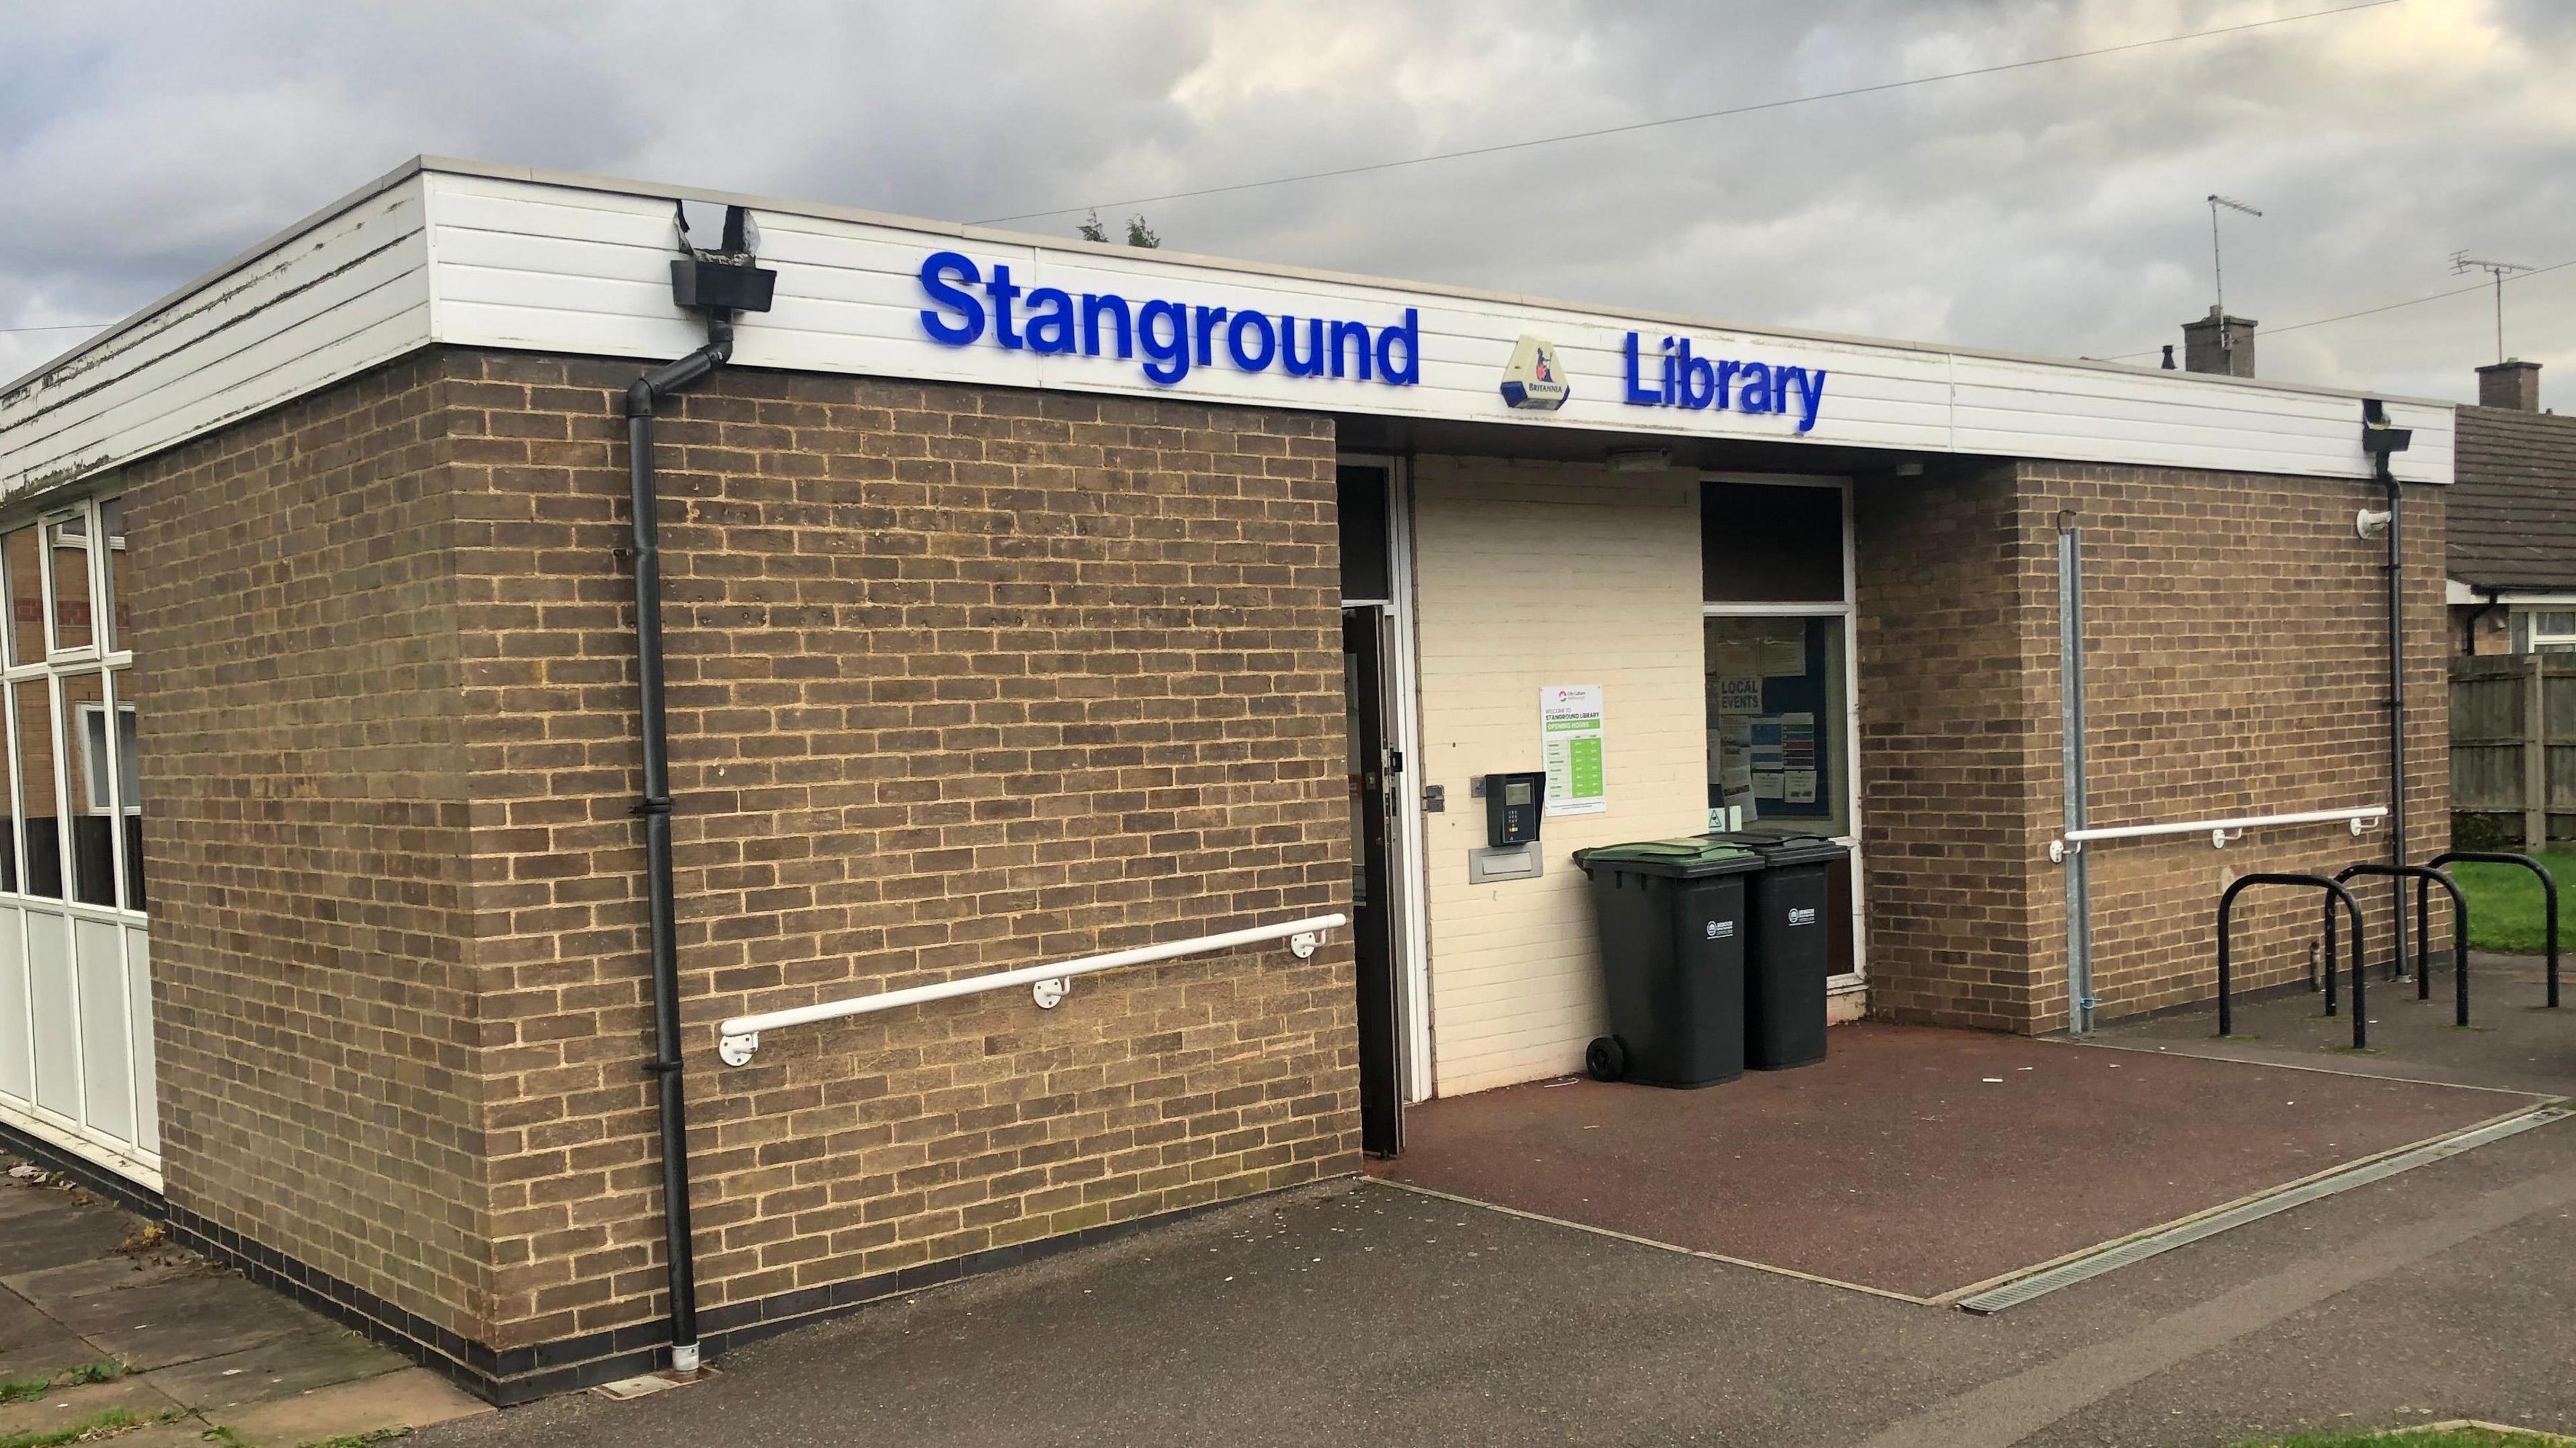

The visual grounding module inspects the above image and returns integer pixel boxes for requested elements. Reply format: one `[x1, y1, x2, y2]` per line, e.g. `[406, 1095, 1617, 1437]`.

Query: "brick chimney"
[2477, 358, 2541, 411]
[2181, 305, 2257, 378]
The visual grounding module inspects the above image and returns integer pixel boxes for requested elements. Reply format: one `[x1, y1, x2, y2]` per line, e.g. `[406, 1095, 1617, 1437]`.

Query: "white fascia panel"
[0, 176, 434, 502]
[421, 166, 2453, 484]
[0, 160, 2459, 494]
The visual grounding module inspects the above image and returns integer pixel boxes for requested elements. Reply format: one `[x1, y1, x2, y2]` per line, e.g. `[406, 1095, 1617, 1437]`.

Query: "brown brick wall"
[113, 346, 1356, 1368]
[118, 354, 496, 1345]
[2026, 461, 2450, 1023]
[1851, 463, 2061, 1031]
[1856, 459, 2450, 1031]
[438, 354, 1357, 1349]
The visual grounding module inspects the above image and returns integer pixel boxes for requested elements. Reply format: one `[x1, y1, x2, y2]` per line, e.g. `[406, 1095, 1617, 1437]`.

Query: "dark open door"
[1343, 606, 1401, 1156]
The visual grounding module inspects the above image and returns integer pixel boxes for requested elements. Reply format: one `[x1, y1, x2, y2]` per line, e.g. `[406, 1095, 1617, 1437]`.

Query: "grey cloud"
[4, 0, 2571, 408]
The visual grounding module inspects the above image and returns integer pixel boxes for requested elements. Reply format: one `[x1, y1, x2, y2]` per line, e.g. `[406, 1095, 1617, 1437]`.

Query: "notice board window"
[1703, 615, 1851, 837]
[1703, 481, 1844, 603]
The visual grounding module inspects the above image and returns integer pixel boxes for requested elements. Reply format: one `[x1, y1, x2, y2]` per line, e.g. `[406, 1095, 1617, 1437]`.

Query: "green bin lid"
[1574, 838, 1760, 875]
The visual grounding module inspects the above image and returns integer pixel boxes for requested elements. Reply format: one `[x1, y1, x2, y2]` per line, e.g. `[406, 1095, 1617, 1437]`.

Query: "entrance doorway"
[1338, 457, 1421, 1156]
[1343, 607, 1400, 1154]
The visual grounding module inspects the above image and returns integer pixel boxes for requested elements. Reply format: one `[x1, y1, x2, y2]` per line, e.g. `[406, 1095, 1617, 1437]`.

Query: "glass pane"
[1337, 465, 1391, 602]
[111, 690, 141, 911]
[57, 673, 113, 906]
[12, 680, 59, 899]
[1703, 482, 1845, 603]
[1704, 614, 1851, 838]
[46, 514, 93, 654]
[99, 498, 130, 653]
[3, 527, 42, 668]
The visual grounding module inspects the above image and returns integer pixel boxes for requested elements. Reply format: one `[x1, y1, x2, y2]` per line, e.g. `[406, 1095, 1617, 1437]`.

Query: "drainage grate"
[1955, 1105, 2571, 1315]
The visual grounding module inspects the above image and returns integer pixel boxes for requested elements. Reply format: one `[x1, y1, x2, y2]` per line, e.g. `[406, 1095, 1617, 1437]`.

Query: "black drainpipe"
[2364, 400, 2415, 974]
[2462, 586, 2502, 655]
[623, 205, 774, 1376]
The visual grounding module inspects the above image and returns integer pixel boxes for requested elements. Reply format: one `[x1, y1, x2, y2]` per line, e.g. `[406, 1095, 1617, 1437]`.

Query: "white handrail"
[2048, 805, 2385, 862]
[714, 911, 1348, 1065]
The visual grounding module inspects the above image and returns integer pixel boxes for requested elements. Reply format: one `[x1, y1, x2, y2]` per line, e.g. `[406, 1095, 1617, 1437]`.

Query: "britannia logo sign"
[1500, 333, 1570, 410]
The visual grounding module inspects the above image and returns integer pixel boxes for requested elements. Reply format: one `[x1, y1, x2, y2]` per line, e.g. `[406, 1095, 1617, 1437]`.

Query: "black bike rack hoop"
[2218, 873, 2367, 1049]
[2337, 862, 2470, 1027]
[2426, 850, 2558, 1010]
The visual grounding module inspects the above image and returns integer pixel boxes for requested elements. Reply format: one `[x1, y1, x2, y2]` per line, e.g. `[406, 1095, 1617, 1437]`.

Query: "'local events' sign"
[1541, 685, 1606, 816]
[913, 251, 1826, 432]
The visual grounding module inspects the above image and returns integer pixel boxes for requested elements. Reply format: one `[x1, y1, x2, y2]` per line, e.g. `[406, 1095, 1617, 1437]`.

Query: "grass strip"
[297, 1429, 409, 1448]
[0, 1363, 127, 1406]
[0, 1407, 142, 1448]
[2447, 852, 2576, 954]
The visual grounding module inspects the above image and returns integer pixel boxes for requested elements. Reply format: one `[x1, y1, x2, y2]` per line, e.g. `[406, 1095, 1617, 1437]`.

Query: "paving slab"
[144, 1324, 409, 1416]
[0, 1200, 144, 1276]
[2101, 952, 2576, 1098]
[415, 1119, 2576, 1448]
[0, 1288, 70, 1353]
[0, 1322, 104, 1380]
[44, 1270, 307, 1371]
[0, 1182, 78, 1221]
[213, 1366, 490, 1447]
[1374, 1022, 2537, 1298]
[3, 1254, 206, 1310]
[96, 1426, 228, 1448]
[0, 1375, 184, 1437]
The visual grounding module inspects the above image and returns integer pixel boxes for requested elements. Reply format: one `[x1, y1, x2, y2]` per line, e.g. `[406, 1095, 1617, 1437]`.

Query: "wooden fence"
[2451, 653, 2576, 846]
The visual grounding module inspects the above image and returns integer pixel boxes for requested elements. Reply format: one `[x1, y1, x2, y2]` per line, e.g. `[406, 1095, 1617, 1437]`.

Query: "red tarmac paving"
[1372, 1022, 2542, 1298]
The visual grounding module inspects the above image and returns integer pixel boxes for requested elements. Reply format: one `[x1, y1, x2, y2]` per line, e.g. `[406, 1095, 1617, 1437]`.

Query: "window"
[1701, 480, 1854, 838]
[1703, 478, 1860, 982]
[1704, 614, 1851, 838]
[0, 498, 141, 914]
[44, 512, 93, 655]
[2526, 610, 2576, 653]
[1704, 481, 1844, 604]
[78, 705, 140, 816]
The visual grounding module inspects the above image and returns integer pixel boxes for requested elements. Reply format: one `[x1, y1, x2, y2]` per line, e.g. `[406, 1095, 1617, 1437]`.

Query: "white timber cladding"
[1411, 459, 1709, 1095]
[0, 174, 433, 502]
[0, 158, 2455, 496]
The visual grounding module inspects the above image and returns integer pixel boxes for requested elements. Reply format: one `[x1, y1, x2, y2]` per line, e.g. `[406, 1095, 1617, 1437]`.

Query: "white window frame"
[76, 703, 140, 818]
[1701, 473, 1866, 991]
[2522, 608, 2576, 653]
[0, 496, 139, 917]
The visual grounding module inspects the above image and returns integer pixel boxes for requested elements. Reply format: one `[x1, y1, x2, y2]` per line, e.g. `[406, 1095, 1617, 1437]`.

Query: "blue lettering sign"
[1621, 330, 1827, 433]
[916, 252, 1421, 392]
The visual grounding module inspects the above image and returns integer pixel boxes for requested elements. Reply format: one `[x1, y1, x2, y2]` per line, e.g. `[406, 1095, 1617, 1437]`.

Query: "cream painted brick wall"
[1411, 457, 1709, 1096]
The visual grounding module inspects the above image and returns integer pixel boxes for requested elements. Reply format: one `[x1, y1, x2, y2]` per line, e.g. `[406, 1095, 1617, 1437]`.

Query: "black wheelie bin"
[1709, 832, 1849, 1070]
[1570, 838, 1761, 1088]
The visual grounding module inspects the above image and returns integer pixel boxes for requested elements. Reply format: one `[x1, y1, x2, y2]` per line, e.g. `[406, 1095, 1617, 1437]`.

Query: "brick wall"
[1854, 460, 2449, 1031]
[111, 347, 1356, 1382]
[1409, 459, 1708, 1093]
[1851, 463, 2061, 1031]
[118, 354, 496, 1345]
[2025, 461, 2449, 1022]
[439, 355, 1357, 1352]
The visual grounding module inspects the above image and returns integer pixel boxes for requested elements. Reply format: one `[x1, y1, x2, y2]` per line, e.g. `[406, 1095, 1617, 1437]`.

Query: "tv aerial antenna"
[2451, 251, 2534, 363]
[2207, 194, 2262, 319]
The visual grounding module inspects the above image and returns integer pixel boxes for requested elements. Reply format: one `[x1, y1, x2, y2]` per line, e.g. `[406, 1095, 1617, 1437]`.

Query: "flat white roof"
[0, 155, 2455, 500]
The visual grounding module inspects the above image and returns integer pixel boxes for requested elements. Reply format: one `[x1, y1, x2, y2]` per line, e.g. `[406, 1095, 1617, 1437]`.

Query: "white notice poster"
[1540, 685, 1606, 816]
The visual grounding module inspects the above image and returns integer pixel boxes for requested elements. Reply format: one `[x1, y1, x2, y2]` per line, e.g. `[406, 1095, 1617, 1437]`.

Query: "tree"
[1124, 215, 1160, 249]
[1077, 211, 1108, 243]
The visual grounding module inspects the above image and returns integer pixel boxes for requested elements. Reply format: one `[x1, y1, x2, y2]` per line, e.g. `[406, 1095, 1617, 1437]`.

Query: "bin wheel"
[1585, 1036, 1625, 1082]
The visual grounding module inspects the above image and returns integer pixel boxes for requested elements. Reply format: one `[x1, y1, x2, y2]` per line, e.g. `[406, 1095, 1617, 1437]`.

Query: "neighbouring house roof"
[2449, 404, 2576, 592]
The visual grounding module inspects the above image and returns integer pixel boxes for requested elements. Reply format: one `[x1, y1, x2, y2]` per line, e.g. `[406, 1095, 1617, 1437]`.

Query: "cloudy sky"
[3, 0, 2570, 404]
